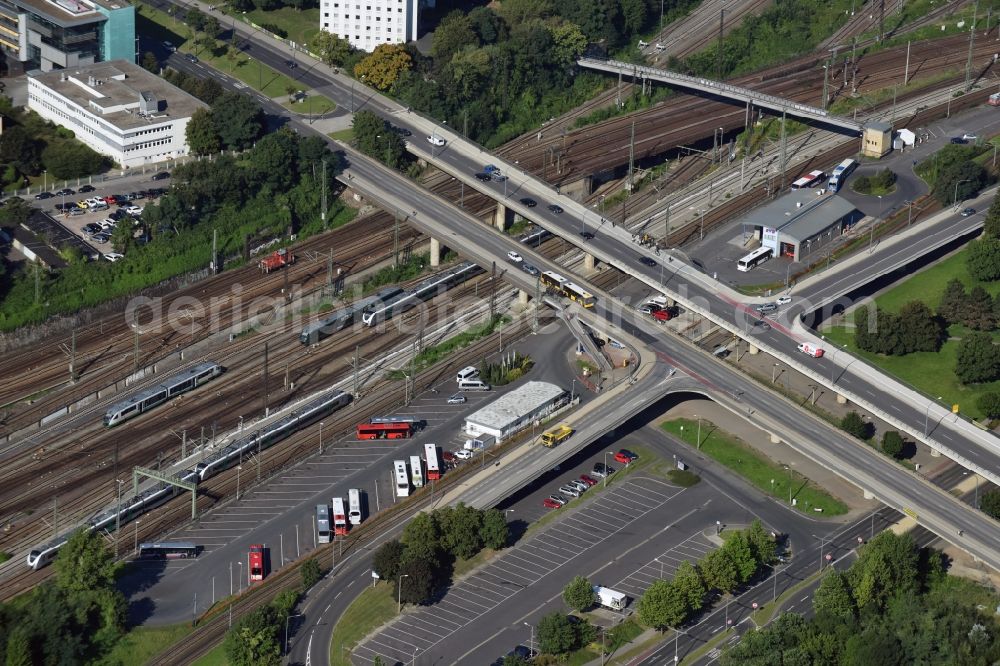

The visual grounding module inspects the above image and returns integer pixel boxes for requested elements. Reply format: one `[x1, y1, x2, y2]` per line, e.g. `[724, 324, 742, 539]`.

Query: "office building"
[0, 0, 134, 73]
[28, 60, 207, 168]
[319, 0, 422, 52]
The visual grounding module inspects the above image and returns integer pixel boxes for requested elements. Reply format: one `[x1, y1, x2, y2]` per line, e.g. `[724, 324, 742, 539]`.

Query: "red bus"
[424, 443, 441, 481]
[249, 544, 266, 583]
[356, 421, 412, 440]
[332, 497, 348, 536]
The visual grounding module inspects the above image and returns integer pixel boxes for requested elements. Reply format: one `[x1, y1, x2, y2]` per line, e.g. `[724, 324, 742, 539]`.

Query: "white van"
[456, 366, 479, 382]
[458, 379, 491, 391]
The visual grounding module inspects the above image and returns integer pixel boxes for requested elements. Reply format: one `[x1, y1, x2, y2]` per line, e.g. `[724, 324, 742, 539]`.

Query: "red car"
[614, 450, 638, 464]
[651, 309, 671, 322]
[543, 497, 563, 509]
[102, 196, 117, 206]
[579, 474, 598, 487]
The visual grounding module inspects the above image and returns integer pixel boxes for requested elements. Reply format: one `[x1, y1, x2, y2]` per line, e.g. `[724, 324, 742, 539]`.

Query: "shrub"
[881, 431, 904, 459]
[840, 411, 872, 439]
[976, 392, 1000, 419]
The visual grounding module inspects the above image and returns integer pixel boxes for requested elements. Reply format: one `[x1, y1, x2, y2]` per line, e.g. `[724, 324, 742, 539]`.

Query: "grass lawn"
[329, 128, 355, 142]
[98, 624, 195, 666]
[281, 93, 336, 115]
[330, 581, 398, 666]
[137, 7, 301, 98]
[191, 643, 228, 666]
[661, 419, 848, 516]
[232, 7, 320, 48]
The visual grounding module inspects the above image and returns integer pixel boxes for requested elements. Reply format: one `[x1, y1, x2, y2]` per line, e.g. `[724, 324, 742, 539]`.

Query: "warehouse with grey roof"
[464, 381, 569, 441]
[740, 188, 863, 262]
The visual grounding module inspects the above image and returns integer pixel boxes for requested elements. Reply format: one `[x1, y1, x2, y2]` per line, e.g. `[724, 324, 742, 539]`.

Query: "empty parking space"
[612, 531, 715, 599]
[352, 475, 683, 665]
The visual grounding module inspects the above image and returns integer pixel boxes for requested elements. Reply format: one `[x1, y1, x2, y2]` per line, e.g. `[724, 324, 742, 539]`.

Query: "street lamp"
[236, 464, 243, 500]
[953, 178, 972, 208]
[604, 451, 613, 488]
[397, 574, 410, 612]
[964, 471, 980, 508]
[783, 464, 792, 504]
[284, 613, 302, 655]
[524, 621, 534, 655]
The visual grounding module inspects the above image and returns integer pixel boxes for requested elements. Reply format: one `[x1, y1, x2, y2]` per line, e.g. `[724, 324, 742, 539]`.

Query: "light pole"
[695, 415, 702, 449]
[783, 464, 792, 504]
[113, 478, 125, 556]
[604, 451, 613, 487]
[397, 574, 409, 613]
[953, 178, 972, 208]
[319, 421, 324, 454]
[869, 194, 882, 253]
[43, 169, 47, 191]
[964, 471, 980, 508]
[524, 621, 534, 656]
[772, 363, 781, 383]
[236, 464, 243, 500]
[284, 613, 302, 655]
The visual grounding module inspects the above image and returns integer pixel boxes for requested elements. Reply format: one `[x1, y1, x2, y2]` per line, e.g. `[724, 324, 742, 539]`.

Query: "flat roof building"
[740, 187, 862, 262]
[319, 0, 420, 52]
[464, 381, 568, 442]
[28, 60, 207, 168]
[0, 0, 134, 72]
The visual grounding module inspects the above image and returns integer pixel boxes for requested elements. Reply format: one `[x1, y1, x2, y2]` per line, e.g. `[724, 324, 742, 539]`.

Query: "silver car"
[569, 480, 589, 493]
[447, 393, 466, 404]
[559, 484, 581, 498]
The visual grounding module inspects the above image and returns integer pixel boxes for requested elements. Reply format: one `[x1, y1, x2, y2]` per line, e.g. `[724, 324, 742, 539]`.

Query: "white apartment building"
[27, 60, 207, 168]
[319, 0, 420, 52]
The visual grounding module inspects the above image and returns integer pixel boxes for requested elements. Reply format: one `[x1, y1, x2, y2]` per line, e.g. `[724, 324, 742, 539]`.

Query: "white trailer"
[593, 586, 628, 611]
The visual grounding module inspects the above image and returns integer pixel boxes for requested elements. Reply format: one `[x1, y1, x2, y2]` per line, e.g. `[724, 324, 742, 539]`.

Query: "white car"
[797, 342, 825, 358]
[776, 296, 792, 305]
[427, 134, 446, 147]
[454, 449, 474, 460]
[506, 250, 523, 263]
[126, 206, 143, 216]
[86, 197, 103, 207]
[103, 252, 124, 262]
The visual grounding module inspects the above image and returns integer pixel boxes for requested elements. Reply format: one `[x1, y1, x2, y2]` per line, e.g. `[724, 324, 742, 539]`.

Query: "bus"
[316, 504, 331, 544]
[348, 488, 363, 526]
[248, 544, 266, 582]
[356, 421, 413, 440]
[138, 542, 199, 560]
[736, 247, 773, 272]
[564, 282, 596, 308]
[790, 170, 825, 189]
[393, 460, 410, 497]
[369, 416, 423, 428]
[424, 444, 441, 481]
[826, 159, 857, 193]
[332, 497, 348, 536]
[409, 454, 424, 488]
[540, 270, 568, 292]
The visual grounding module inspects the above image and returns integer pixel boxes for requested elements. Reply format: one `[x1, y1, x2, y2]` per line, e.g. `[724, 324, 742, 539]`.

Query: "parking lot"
[352, 474, 684, 665]
[611, 530, 715, 600]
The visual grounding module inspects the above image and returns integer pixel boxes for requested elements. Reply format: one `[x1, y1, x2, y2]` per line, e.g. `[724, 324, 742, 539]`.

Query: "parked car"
[68, 207, 86, 217]
[506, 250, 523, 263]
[963, 133, 978, 141]
[81, 223, 102, 234]
[101, 196, 117, 205]
[454, 449, 474, 460]
[91, 232, 110, 244]
[126, 206, 144, 216]
[559, 484, 581, 498]
[34, 192, 52, 200]
[447, 393, 466, 404]
[593, 462, 615, 477]
[441, 451, 457, 464]
[569, 480, 589, 493]
[961, 207, 976, 217]
[127, 191, 145, 200]
[579, 474, 598, 487]
[519, 197, 537, 207]
[546, 495, 567, 506]
[639, 256, 657, 267]
[151, 172, 170, 181]
[617, 449, 638, 462]
[78, 184, 96, 193]
[542, 497, 563, 509]
[103, 252, 124, 262]
[776, 296, 792, 305]
[55, 188, 74, 196]
[548, 204, 563, 214]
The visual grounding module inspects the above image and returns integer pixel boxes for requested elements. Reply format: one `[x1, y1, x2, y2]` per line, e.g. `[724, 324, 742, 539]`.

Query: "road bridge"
[338, 147, 1000, 572]
[577, 57, 864, 135]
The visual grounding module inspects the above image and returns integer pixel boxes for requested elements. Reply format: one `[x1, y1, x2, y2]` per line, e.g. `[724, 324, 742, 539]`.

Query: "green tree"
[396, 553, 435, 605]
[813, 570, 857, 621]
[186, 108, 221, 156]
[431, 11, 478, 63]
[312, 31, 352, 67]
[224, 606, 281, 666]
[353, 43, 412, 90]
[4, 627, 32, 666]
[897, 300, 943, 352]
[501, 656, 530, 666]
[722, 531, 757, 583]
[840, 411, 870, 440]
[548, 20, 587, 67]
[537, 611, 576, 654]
[203, 15, 221, 39]
[185, 6, 206, 32]
[672, 560, 706, 612]
[984, 194, 1000, 239]
[110, 218, 134, 254]
[963, 285, 996, 330]
[141, 51, 159, 73]
[479, 508, 510, 550]
[956, 331, 1000, 384]
[700, 549, 739, 593]
[301, 558, 321, 588]
[41, 141, 109, 179]
[966, 238, 1000, 281]
[843, 627, 902, 666]
[562, 575, 594, 612]
[372, 539, 405, 581]
[441, 503, 484, 559]
[849, 532, 918, 611]
[933, 159, 986, 205]
[745, 520, 777, 565]
[637, 579, 688, 630]
[619, 0, 648, 35]
[881, 431, 904, 459]
[54, 529, 121, 593]
[352, 110, 387, 154]
[496, 0, 552, 24]
[976, 392, 1000, 419]
[211, 92, 266, 150]
[937, 278, 967, 324]
[980, 489, 1000, 520]
[247, 128, 299, 191]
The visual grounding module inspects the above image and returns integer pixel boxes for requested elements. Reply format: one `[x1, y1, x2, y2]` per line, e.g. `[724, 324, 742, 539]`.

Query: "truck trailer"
[593, 586, 629, 611]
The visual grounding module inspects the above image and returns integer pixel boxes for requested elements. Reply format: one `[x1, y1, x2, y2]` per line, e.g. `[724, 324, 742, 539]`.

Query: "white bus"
[424, 444, 441, 481]
[348, 488, 363, 526]
[409, 454, 424, 488]
[826, 159, 857, 193]
[316, 504, 331, 544]
[393, 460, 410, 497]
[736, 247, 773, 272]
[331, 496, 348, 536]
[790, 170, 824, 189]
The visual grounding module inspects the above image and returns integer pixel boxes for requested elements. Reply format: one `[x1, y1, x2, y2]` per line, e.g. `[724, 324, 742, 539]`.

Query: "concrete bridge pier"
[518, 290, 530, 305]
[584, 253, 596, 271]
[494, 203, 511, 232]
[430, 237, 442, 267]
